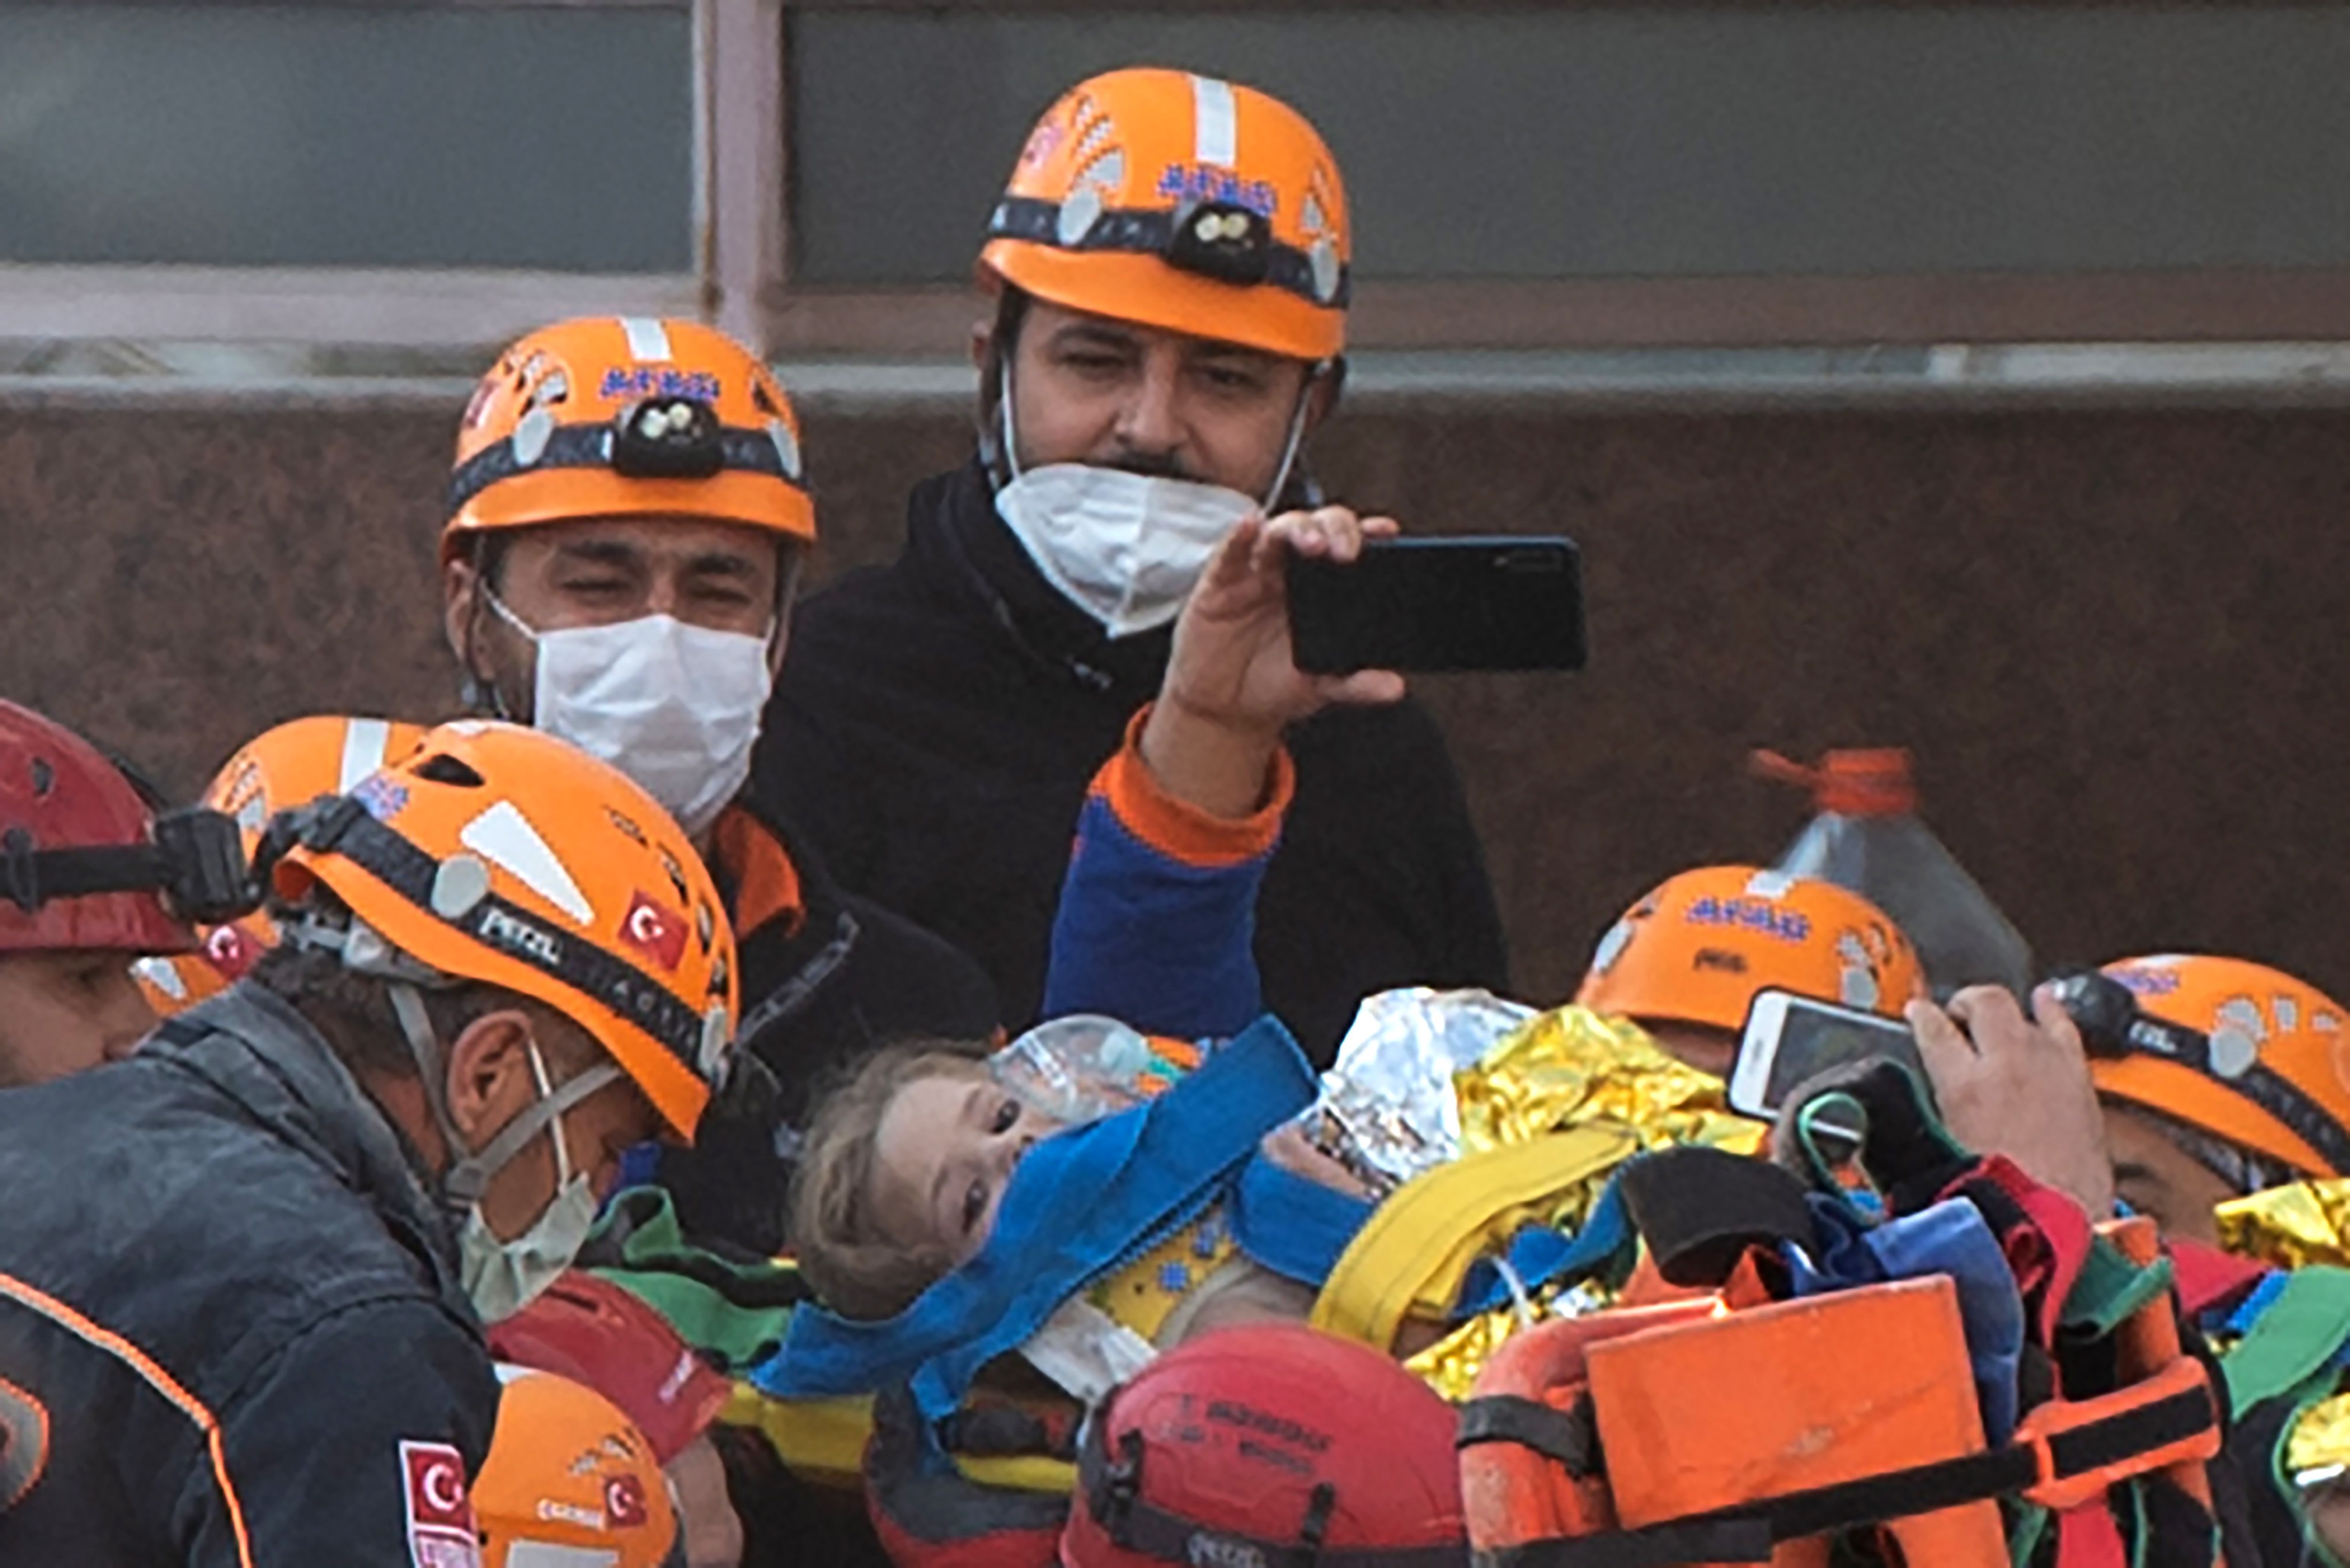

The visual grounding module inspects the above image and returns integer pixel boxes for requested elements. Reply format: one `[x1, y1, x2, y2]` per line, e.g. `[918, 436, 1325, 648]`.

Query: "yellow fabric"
[1327, 1006, 1762, 1391]
[723, 1384, 873, 1485]
[1311, 1125, 1638, 1351]
[1456, 1006, 1766, 1161]
[2218, 1179, 2350, 1270]
[1086, 1217, 1237, 1343]
[955, 1454, 1081, 1493]
[2288, 1390, 2350, 1483]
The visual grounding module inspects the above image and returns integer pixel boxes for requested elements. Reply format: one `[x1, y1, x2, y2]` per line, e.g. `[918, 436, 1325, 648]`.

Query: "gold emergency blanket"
[1455, 1006, 1765, 1161]
[1401, 1006, 1764, 1398]
[2217, 1179, 2350, 1271]
[2287, 1391, 2350, 1486]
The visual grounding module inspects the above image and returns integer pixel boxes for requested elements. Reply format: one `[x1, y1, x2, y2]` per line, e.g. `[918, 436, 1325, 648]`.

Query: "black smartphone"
[1285, 536, 1587, 675]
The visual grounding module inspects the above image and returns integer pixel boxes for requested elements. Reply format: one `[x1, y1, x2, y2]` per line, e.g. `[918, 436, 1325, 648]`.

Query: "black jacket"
[655, 793, 1000, 1255]
[0, 984, 501, 1566]
[755, 460, 1508, 1062]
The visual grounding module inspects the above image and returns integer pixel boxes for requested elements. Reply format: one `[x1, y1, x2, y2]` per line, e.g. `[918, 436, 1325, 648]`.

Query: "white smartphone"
[1726, 988, 1926, 1122]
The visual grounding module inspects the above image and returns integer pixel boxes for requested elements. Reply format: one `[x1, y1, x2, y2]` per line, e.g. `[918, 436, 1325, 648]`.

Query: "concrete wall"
[4, 386, 2344, 1006]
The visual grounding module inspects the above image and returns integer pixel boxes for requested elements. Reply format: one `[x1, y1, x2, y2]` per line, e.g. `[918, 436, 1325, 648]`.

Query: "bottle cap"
[1752, 747, 1918, 817]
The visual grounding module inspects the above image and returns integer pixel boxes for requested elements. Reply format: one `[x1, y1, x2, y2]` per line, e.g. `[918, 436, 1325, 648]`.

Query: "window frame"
[5, 0, 2350, 358]
[0, 0, 783, 349]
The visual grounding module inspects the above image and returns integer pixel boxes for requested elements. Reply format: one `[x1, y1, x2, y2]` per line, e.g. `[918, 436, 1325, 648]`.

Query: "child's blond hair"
[788, 1038, 996, 1320]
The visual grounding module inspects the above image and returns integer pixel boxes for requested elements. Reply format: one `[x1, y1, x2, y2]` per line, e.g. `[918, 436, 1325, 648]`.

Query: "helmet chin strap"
[459, 545, 521, 722]
[386, 980, 620, 1209]
[998, 356, 1324, 514]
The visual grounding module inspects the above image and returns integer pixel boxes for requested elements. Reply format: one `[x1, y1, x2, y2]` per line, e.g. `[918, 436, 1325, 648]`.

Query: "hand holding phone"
[1726, 989, 1928, 1122]
[1144, 509, 1407, 819]
[1285, 536, 1588, 675]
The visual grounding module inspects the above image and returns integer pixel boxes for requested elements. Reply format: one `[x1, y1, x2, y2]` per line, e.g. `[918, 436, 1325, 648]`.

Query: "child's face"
[869, 1071, 1064, 1265]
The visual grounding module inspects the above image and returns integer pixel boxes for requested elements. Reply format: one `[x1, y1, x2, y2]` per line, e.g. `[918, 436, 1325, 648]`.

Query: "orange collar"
[710, 807, 806, 939]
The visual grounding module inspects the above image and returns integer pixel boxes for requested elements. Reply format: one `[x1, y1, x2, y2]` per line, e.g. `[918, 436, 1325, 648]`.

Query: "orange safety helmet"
[1576, 865, 1926, 1034]
[979, 68, 1351, 362]
[444, 315, 815, 564]
[136, 717, 431, 1019]
[269, 720, 737, 1139]
[475, 1364, 681, 1568]
[2094, 954, 2350, 1178]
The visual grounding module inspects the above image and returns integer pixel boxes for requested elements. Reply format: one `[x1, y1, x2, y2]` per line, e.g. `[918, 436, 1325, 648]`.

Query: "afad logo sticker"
[620, 891, 688, 973]
[400, 1439, 482, 1568]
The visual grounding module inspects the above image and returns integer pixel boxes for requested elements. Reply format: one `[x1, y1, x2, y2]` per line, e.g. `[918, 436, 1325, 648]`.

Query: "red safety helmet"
[1063, 1324, 1465, 1568]
[487, 1270, 732, 1466]
[0, 700, 196, 956]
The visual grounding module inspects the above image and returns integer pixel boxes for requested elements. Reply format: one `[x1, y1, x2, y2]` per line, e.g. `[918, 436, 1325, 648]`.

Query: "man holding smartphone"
[756, 67, 1506, 1057]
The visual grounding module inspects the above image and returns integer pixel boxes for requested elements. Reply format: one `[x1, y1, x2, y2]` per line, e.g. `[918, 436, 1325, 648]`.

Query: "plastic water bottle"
[1755, 748, 2034, 1002]
[989, 1015, 1187, 1125]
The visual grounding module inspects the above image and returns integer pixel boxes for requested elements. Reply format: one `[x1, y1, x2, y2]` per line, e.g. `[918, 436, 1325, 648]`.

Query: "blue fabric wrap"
[1042, 789, 1271, 1043]
[2225, 1271, 2294, 1338]
[611, 1139, 664, 1201]
[1229, 1149, 1376, 1285]
[751, 1015, 1317, 1414]
[1785, 1194, 2028, 1444]
[1453, 1173, 1640, 1319]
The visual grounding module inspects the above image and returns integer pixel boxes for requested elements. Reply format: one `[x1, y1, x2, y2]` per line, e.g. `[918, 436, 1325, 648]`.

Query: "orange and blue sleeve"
[1042, 706, 1296, 1043]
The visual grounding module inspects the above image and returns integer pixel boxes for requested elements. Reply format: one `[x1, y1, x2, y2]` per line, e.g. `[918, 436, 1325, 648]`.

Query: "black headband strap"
[296, 802, 717, 1081]
[988, 195, 1351, 311]
[447, 419, 807, 519]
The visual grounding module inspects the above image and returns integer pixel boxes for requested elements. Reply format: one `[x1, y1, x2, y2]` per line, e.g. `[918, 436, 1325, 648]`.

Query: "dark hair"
[788, 1038, 996, 1320]
[248, 891, 592, 1084]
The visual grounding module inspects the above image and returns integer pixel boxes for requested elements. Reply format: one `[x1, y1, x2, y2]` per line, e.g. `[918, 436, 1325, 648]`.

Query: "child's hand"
[1142, 510, 1404, 820]
[1259, 1123, 1377, 1201]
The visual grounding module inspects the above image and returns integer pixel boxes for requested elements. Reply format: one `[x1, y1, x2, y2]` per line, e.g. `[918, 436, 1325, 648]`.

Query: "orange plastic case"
[1585, 1279, 2005, 1566]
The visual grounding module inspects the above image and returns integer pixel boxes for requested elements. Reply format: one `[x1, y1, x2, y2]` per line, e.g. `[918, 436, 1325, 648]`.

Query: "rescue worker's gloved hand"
[1911, 983, 2117, 1222]
[1143, 509, 1402, 819]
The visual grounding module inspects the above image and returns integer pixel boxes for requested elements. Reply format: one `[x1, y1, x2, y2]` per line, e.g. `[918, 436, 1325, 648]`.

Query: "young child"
[785, 507, 1397, 1336]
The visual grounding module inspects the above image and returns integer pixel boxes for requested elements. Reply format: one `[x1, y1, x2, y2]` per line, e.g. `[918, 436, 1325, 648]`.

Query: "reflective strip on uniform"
[0, 1270, 256, 1567]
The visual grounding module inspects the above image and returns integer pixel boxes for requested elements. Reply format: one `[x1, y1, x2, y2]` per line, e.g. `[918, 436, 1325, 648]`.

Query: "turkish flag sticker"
[400, 1440, 481, 1568]
[620, 892, 688, 973]
[606, 1472, 650, 1528]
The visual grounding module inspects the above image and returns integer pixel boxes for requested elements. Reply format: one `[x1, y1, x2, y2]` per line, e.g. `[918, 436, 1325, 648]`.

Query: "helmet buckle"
[150, 806, 254, 926]
[1097, 1428, 1146, 1545]
[1166, 200, 1271, 287]
[611, 397, 725, 480]
[1, 828, 40, 915]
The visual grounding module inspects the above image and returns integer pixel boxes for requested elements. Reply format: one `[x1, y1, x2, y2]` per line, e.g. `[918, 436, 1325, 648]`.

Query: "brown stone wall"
[4, 388, 2343, 1007]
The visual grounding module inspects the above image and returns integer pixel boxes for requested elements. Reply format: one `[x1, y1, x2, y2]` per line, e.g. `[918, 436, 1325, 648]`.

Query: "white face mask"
[455, 1040, 611, 1324]
[994, 464, 1258, 639]
[988, 361, 1313, 640]
[485, 592, 771, 837]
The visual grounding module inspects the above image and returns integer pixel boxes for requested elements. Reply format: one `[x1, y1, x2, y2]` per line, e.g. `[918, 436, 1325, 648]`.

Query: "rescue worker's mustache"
[1105, 451, 1197, 483]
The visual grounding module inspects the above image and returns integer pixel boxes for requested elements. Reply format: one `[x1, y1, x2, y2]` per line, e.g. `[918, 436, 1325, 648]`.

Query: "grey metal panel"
[0, 5, 694, 271]
[788, 6, 2350, 284]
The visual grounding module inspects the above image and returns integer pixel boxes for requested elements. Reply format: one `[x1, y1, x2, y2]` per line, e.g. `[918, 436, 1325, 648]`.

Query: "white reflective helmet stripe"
[618, 316, 673, 362]
[506, 1537, 623, 1568]
[1191, 75, 1238, 167]
[336, 717, 396, 794]
[456, 798, 595, 927]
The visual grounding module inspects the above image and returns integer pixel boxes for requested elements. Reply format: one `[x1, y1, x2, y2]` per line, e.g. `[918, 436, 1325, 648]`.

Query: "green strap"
[2060, 1236, 2176, 1337]
[2223, 1266, 2350, 1414]
[583, 1187, 804, 1371]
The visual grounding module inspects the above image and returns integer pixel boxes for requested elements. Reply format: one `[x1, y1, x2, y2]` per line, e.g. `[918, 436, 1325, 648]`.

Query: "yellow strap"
[955, 1453, 1080, 1492]
[1310, 1126, 1637, 1351]
[724, 1383, 876, 1484]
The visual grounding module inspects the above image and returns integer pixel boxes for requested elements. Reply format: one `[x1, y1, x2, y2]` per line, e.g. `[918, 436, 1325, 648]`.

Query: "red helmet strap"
[1077, 1417, 1467, 1568]
[0, 807, 252, 927]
